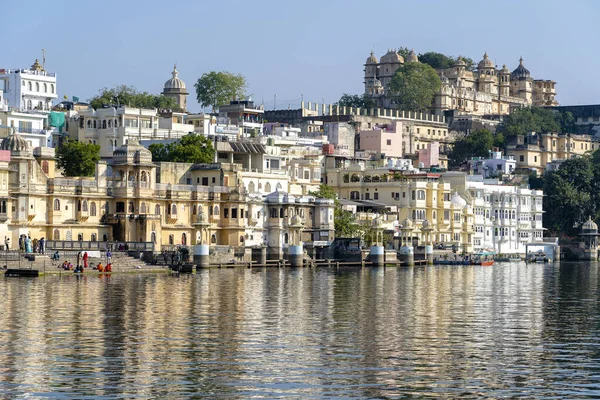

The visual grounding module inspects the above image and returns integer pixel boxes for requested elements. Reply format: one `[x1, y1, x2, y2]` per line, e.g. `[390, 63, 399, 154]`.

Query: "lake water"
[1, 262, 599, 398]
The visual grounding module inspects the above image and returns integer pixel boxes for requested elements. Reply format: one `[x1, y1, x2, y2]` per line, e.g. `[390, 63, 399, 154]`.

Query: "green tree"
[194, 71, 247, 111]
[397, 47, 412, 61]
[448, 129, 495, 169]
[149, 134, 215, 164]
[309, 184, 363, 238]
[497, 107, 560, 137]
[556, 111, 576, 133]
[88, 85, 182, 111]
[336, 93, 375, 108]
[387, 62, 441, 111]
[418, 52, 456, 69]
[56, 139, 100, 177]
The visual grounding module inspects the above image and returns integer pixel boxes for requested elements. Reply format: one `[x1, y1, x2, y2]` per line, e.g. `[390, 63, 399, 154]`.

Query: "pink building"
[358, 121, 403, 157]
[418, 142, 440, 168]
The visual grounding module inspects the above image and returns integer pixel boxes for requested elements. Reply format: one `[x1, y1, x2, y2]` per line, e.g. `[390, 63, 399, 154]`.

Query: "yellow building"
[327, 166, 474, 252]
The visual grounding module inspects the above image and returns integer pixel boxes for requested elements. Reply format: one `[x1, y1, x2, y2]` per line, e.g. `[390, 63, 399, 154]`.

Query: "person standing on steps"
[83, 251, 89, 269]
[106, 249, 112, 264]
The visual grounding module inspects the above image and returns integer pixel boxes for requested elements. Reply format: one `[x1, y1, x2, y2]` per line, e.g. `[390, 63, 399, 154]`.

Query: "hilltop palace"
[364, 49, 558, 115]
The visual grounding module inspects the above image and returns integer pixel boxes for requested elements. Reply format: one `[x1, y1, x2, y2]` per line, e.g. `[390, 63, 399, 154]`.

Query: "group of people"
[13, 235, 46, 254]
[56, 250, 113, 273]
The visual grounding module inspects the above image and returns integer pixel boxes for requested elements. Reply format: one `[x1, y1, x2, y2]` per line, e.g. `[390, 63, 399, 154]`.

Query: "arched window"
[90, 202, 97, 216]
[41, 160, 49, 174]
[155, 204, 160, 215]
[82, 200, 88, 212]
[128, 202, 134, 213]
[93, 120, 97, 129]
[151, 231, 156, 243]
[276, 182, 282, 190]
[240, 235, 245, 243]
[28, 82, 32, 91]
[171, 204, 177, 215]
[87, 120, 91, 128]
[51, 84, 55, 93]
[91, 233, 97, 241]
[114, 119, 118, 127]
[0, 201, 5, 213]
[211, 234, 217, 244]
[53, 199, 60, 210]
[140, 202, 147, 213]
[103, 234, 108, 241]
[108, 119, 112, 128]
[35, 82, 39, 92]
[104, 202, 109, 214]
[77, 233, 83, 241]
[102, 120, 107, 129]
[248, 181, 255, 193]
[193, 205, 197, 215]
[44, 83, 47, 93]
[197, 205, 202, 215]
[141, 171, 147, 181]
[284, 233, 289, 244]
[169, 235, 174, 245]
[265, 182, 271, 193]
[77, 200, 82, 212]
[27, 100, 32, 110]
[214, 206, 219, 216]
[181, 233, 187, 245]
[53, 229, 60, 240]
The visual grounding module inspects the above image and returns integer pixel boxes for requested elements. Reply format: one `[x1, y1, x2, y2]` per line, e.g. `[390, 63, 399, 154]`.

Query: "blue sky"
[3, 0, 598, 112]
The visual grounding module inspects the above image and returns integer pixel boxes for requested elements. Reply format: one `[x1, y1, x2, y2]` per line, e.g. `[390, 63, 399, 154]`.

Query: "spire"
[172, 64, 179, 79]
[519, 56, 524, 65]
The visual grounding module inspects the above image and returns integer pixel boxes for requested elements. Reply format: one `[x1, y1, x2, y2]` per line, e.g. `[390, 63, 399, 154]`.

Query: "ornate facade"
[364, 50, 558, 116]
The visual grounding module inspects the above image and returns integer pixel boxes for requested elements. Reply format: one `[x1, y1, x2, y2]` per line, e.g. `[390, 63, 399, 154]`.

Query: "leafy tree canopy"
[396, 48, 474, 70]
[497, 107, 577, 137]
[448, 129, 503, 169]
[194, 71, 247, 112]
[56, 139, 100, 177]
[388, 62, 441, 112]
[149, 134, 215, 164]
[89, 85, 182, 111]
[336, 93, 375, 108]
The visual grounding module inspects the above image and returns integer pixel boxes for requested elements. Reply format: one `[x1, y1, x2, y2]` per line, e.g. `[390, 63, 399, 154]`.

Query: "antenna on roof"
[42, 49, 46, 69]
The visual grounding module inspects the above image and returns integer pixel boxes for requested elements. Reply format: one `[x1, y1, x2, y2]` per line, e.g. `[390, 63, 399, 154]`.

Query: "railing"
[46, 241, 154, 251]
[53, 178, 98, 187]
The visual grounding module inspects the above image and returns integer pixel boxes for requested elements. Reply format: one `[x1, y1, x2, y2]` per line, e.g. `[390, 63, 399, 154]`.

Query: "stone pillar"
[399, 245, 414, 266]
[553, 245, 561, 261]
[252, 246, 267, 265]
[369, 245, 384, 266]
[288, 245, 303, 268]
[193, 244, 209, 269]
[425, 244, 434, 265]
[268, 245, 283, 261]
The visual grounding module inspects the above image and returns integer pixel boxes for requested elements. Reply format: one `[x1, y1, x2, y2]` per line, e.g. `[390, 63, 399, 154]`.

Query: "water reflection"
[0, 263, 599, 398]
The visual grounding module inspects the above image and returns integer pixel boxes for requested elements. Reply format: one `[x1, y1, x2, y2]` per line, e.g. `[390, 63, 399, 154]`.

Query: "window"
[44, 83, 47, 93]
[386, 139, 392, 145]
[374, 193, 379, 200]
[128, 202, 134, 213]
[520, 155, 524, 162]
[53, 199, 60, 210]
[90, 202, 97, 216]
[51, 84, 54, 93]
[224, 208, 229, 218]
[181, 233, 187, 245]
[214, 206, 219, 216]
[155, 204, 160, 215]
[53, 229, 60, 240]
[116, 202, 125, 213]
[231, 208, 238, 218]
[140, 202, 147, 214]
[169, 235, 174, 245]
[82, 201, 88, 212]
[35, 82, 40, 92]
[171, 204, 177, 215]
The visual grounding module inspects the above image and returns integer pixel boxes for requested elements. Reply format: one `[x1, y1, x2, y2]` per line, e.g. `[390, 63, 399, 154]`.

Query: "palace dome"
[163, 64, 186, 90]
[407, 49, 418, 63]
[477, 52, 494, 69]
[454, 57, 467, 67]
[112, 140, 153, 165]
[511, 57, 530, 79]
[0, 133, 28, 152]
[365, 51, 379, 65]
[499, 64, 510, 75]
[451, 192, 467, 208]
[402, 217, 413, 228]
[581, 217, 598, 234]
[380, 49, 404, 64]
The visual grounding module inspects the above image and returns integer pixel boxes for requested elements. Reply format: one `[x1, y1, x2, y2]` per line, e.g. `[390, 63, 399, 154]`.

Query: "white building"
[468, 150, 516, 178]
[0, 60, 57, 111]
[0, 110, 52, 148]
[218, 99, 264, 138]
[69, 106, 193, 158]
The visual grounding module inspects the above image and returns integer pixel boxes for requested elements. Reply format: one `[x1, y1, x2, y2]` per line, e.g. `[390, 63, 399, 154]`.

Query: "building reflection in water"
[0, 263, 598, 398]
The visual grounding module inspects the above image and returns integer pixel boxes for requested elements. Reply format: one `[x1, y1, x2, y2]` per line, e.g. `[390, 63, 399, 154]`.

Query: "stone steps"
[1, 253, 159, 271]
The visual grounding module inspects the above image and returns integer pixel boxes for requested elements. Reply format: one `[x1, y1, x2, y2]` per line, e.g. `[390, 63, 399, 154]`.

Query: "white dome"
[163, 64, 186, 90]
[451, 192, 467, 208]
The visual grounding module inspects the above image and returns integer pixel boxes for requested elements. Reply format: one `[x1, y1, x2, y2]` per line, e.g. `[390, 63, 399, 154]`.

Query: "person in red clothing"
[83, 251, 89, 268]
[105, 263, 112, 272]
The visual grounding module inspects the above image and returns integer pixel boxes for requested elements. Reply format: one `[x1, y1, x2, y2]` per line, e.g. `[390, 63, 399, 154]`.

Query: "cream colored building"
[506, 132, 598, 174]
[327, 166, 474, 253]
[364, 50, 558, 116]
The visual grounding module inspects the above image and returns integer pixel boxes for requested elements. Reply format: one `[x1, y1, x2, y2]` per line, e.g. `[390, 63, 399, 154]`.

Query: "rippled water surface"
[1, 262, 600, 398]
